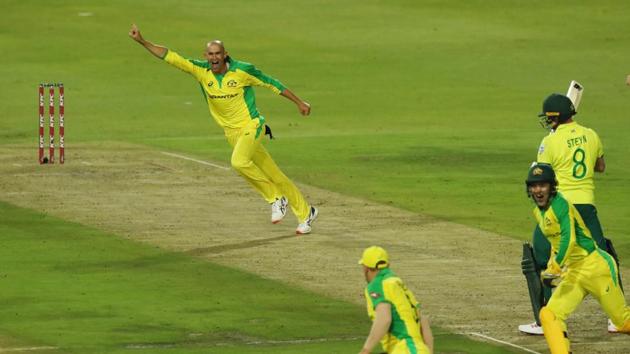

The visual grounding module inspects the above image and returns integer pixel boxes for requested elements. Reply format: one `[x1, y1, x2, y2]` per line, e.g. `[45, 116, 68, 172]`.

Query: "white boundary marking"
[470, 333, 542, 354]
[0, 346, 58, 352]
[160, 152, 230, 170]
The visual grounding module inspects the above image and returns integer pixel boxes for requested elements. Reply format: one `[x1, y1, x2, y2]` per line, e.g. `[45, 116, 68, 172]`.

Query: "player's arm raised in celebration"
[240, 63, 312, 116]
[129, 24, 167, 59]
[128, 24, 204, 79]
[358, 303, 391, 354]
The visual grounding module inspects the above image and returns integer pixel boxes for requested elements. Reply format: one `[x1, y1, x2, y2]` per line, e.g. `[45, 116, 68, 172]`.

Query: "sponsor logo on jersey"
[227, 80, 238, 87]
[208, 93, 239, 99]
[207, 81, 214, 87]
[538, 144, 545, 154]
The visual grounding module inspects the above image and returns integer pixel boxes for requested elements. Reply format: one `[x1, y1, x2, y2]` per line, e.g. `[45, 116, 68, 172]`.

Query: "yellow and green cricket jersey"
[537, 122, 604, 205]
[534, 193, 598, 268]
[365, 268, 425, 353]
[163, 50, 286, 129]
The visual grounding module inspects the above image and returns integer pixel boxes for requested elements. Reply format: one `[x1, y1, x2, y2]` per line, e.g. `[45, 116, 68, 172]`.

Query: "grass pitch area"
[2, 0, 630, 353]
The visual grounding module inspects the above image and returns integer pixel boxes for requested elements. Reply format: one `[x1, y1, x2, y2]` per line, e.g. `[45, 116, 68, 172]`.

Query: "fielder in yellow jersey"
[129, 24, 318, 234]
[358, 246, 433, 354]
[525, 164, 630, 354]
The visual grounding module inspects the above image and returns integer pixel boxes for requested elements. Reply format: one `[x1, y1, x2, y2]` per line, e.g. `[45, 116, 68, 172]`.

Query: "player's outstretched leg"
[227, 122, 281, 200]
[540, 307, 571, 354]
[250, 143, 317, 233]
[591, 250, 630, 334]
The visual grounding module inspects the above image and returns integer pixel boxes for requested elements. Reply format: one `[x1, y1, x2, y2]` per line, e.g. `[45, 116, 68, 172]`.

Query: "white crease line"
[470, 333, 541, 354]
[160, 152, 230, 170]
[0, 346, 58, 352]
[81, 161, 92, 166]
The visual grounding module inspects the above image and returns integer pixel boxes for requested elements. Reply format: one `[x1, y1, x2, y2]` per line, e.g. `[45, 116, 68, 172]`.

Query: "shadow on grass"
[186, 235, 296, 256]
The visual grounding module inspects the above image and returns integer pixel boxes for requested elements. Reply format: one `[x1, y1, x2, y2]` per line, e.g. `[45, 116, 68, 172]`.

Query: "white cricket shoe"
[271, 197, 288, 224]
[608, 319, 619, 333]
[518, 322, 544, 335]
[296, 206, 318, 235]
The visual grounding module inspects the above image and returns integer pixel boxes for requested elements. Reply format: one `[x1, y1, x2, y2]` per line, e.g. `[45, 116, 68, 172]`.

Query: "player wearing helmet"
[524, 163, 630, 354]
[519, 93, 623, 335]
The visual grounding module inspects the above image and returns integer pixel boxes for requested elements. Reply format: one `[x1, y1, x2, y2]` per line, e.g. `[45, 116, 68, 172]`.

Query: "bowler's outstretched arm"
[129, 24, 168, 59]
[281, 88, 311, 116]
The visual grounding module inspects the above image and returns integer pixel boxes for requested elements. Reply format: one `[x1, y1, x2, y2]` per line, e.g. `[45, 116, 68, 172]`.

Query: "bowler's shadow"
[186, 234, 295, 256]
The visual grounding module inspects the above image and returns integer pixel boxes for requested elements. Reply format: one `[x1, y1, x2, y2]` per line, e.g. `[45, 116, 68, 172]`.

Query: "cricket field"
[1, 1, 629, 353]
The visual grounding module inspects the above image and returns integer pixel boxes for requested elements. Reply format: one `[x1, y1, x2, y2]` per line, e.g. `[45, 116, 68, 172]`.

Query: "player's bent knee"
[230, 158, 251, 170]
[539, 307, 556, 323]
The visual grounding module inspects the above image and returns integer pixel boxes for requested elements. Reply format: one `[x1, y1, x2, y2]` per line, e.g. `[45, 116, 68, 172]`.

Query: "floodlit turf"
[3, 0, 628, 257]
[2, 0, 629, 352]
[0, 201, 519, 353]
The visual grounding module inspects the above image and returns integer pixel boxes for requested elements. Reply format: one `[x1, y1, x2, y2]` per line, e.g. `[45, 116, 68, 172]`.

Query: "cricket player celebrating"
[358, 246, 433, 354]
[519, 93, 623, 334]
[524, 163, 630, 354]
[128, 24, 318, 234]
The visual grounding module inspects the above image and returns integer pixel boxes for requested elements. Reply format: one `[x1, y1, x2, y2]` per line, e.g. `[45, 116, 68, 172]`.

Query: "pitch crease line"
[469, 332, 541, 354]
[160, 151, 230, 170]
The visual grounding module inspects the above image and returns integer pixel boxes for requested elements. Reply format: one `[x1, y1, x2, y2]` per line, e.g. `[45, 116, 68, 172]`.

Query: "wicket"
[39, 83, 64, 164]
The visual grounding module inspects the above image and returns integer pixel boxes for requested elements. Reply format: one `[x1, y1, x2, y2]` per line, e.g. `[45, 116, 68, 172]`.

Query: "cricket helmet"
[538, 93, 576, 129]
[525, 163, 558, 196]
[358, 246, 389, 269]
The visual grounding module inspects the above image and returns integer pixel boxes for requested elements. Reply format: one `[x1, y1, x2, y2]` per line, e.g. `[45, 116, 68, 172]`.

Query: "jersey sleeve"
[537, 136, 552, 164]
[163, 50, 206, 80]
[551, 198, 575, 266]
[239, 63, 287, 94]
[367, 280, 389, 308]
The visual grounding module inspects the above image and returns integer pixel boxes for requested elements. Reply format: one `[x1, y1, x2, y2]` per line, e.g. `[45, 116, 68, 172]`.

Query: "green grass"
[0, 201, 517, 353]
[3, 0, 629, 257]
[1, 0, 630, 351]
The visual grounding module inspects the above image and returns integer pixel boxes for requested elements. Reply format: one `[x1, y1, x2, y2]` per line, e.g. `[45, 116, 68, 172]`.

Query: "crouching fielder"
[525, 163, 630, 353]
[358, 246, 433, 354]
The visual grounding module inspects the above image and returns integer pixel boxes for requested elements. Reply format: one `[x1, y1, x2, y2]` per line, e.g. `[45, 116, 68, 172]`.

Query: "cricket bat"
[566, 80, 584, 109]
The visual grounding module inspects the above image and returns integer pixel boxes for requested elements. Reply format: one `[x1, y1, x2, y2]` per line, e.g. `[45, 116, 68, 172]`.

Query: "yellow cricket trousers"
[547, 250, 630, 330]
[224, 118, 310, 222]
